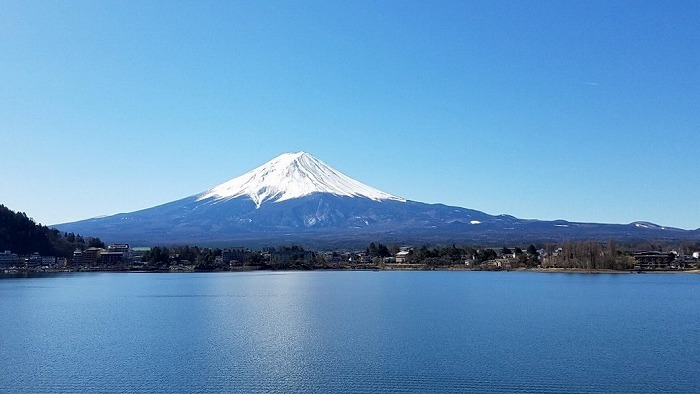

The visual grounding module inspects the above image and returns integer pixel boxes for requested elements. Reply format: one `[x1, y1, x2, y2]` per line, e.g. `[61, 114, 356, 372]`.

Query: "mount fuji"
[55, 152, 697, 247]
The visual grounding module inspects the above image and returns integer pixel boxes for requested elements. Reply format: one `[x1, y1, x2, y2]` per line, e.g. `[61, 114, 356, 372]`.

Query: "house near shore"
[633, 251, 676, 270]
[395, 250, 411, 263]
[0, 251, 20, 267]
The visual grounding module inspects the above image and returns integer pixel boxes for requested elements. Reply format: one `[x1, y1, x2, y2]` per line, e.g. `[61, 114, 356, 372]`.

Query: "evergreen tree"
[0, 204, 100, 257]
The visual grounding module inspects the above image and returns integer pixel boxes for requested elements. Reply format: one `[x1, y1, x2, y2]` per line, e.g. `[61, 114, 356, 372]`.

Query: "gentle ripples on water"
[1, 271, 699, 393]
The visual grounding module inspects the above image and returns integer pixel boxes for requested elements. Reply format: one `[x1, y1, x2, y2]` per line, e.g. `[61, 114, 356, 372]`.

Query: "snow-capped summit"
[197, 151, 406, 207]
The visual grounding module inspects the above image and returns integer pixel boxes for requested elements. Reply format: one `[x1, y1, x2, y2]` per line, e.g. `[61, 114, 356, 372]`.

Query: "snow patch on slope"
[632, 221, 665, 230]
[197, 152, 405, 208]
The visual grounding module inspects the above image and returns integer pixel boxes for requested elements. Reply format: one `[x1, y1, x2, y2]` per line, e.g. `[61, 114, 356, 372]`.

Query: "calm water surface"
[1, 271, 698, 393]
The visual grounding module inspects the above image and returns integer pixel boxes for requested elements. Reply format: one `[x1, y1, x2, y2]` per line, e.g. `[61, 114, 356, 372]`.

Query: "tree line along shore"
[3, 240, 699, 274]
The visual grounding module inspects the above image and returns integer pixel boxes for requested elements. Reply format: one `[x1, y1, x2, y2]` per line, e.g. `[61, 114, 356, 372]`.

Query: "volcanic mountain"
[55, 152, 697, 247]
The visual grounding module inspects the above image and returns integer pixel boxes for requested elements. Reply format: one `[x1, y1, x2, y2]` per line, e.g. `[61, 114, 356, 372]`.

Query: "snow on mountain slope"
[197, 152, 406, 207]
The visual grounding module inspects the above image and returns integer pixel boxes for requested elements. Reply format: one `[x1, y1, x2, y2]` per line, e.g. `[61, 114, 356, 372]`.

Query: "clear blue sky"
[1, 1, 699, 230]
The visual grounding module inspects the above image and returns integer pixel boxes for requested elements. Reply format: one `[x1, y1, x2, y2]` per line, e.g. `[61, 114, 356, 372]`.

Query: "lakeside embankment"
[4, 265, 700, 276]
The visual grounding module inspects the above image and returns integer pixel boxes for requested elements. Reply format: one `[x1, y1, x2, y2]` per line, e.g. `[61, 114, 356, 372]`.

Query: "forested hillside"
[0, 204, 104, 257]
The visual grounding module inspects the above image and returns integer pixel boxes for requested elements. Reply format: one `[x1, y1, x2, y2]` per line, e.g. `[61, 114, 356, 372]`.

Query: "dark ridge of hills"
[0, 204, 104, 257]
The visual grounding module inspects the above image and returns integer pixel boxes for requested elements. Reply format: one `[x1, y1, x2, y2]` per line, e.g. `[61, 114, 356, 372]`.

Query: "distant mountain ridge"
[54, 152, 699, 247]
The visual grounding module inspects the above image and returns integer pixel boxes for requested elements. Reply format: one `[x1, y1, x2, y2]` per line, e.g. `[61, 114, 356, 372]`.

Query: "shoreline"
[525, 267, 700, 274]
[3, 266, 700, 276]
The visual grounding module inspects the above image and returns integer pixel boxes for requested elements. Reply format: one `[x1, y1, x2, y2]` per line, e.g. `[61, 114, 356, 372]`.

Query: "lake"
[1, 271, 698, 393]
